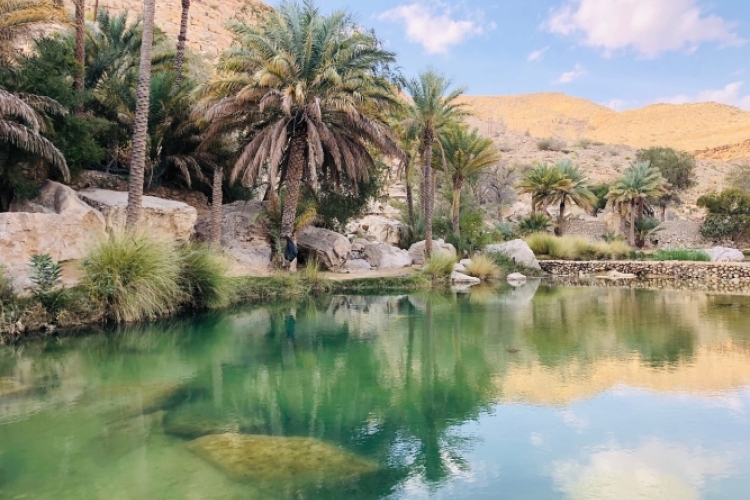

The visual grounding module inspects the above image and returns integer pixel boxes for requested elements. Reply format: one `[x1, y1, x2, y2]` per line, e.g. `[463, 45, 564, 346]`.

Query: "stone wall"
[540, 260, 750, 282]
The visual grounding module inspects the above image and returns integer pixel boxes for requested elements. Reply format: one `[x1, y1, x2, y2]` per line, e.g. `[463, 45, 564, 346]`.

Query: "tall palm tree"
[200, 1, 403, 256]
[439, 125, 500, 236]
[607, 162, 667, 245]
[0, 0, 66, 66]
[125, 0, 156, 228]
[389, 113, 421, 231]
[551, 160, 596, 236]
[172, 0, 190, 90]
[404, 70, 466, 257]
[517, 162, 568, 215]
[73, 0, 84, 91]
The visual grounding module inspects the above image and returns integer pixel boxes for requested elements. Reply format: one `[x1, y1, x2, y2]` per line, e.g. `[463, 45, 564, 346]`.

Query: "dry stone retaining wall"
[541, 260, 750, 281]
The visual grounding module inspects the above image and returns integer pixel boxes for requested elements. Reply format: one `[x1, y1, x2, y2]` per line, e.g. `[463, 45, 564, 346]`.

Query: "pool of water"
[1, 283, 750, 499]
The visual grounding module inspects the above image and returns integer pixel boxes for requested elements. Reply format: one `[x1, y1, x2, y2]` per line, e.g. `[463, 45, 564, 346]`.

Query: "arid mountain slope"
[459, 93, 750, 161]
[64, 0, 269, 58]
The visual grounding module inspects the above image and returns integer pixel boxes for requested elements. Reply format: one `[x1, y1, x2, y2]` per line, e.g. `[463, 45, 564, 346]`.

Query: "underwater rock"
[164, 404, 265, 438]
[187, 433, 378, 484]
[80, 381, 183, 417]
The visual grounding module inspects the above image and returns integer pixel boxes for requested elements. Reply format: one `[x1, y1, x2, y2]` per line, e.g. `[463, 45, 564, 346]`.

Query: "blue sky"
[266, 0, 750, 111]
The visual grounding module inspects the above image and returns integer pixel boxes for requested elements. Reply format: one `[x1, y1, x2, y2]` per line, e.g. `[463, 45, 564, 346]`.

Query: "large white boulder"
[484, 239, 541, 271]
[450, 271, 480, 285]
[408, 239, 457, 266]
[1, 182, 106, 287]
[297, 227, 351, 270]
[363, 242, 412, 269]
[78, 188, 197, 241]
[346, 215, 405, 245]
[705, 246, 745, 262]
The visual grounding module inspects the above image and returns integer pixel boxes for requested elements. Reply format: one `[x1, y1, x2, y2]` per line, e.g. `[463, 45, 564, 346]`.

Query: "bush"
[652, 248, 711, 262]
[697, 189, 750, 242]
[589, 240, 630, 260]
[0, 267, 15, 307]
[524, 233, 631, 260]
[537, 137, 566, 152]
[636, 147, 696, 190]
[517, 213, 552, 235]
[590, 183, 610, 213]
[465, 255, 500, 280]
[28, 254, 69, 317]
[178, 244, 236, 310]
[82, 233, 186, 323]
[422, 254, 456, 279]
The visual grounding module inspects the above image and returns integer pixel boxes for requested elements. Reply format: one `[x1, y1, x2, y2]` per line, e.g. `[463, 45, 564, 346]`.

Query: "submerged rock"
[187, 433, 378, 485]
[80, 382, 183, 417]
[164, 404, 265, 438]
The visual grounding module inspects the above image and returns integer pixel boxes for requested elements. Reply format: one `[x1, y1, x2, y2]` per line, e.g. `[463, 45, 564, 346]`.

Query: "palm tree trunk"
[281, 130, 306, 240]
[125, 0, 156, 229]
[209, 167, 223, 247]
[423, 128, 434, 257]
[661, 204, 666, 222]
[405, 155, 415, 230]
[451, 177, 463, 236]
[557, 198, 566, 236]
[172, 0, 190, 91]
[420, 152, 427, 220]
[93, 0, 99, 20]
[73, 0, 85, 92]
[629, 199, 636, 246]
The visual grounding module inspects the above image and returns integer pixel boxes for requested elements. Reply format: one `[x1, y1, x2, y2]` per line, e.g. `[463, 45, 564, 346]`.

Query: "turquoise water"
[1, 283, 750, 499]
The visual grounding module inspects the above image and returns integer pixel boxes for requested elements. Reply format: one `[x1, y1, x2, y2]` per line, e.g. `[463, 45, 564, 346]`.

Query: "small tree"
[607, 162, 667, 246]
[636, 147, 696, 190]
[697, 189, 750, 243]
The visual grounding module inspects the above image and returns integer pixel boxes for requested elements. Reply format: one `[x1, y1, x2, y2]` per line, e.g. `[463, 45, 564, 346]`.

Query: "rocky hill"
[64, 0, 270, 59]
[459, 93, 750, 162]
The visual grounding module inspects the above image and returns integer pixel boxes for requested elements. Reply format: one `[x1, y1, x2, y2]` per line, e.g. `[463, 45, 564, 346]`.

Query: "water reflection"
[0, 285, 749, 498]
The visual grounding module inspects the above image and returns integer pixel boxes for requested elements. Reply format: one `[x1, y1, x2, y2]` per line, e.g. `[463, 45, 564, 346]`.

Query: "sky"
[266, 0, 750, 111]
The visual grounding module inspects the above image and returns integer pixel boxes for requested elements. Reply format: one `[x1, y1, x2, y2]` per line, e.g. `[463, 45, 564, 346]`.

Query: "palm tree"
[607, 162, 667, 245]
[125, 0, 156, 228]
[517, 162, 568, 215]
[200, 1, 403, 257]
[389, 113, 421, 231]
[0, 0, 66, 66]
[73, 0, 84, 91]
[551, 160, 596, 236]
[172, 0, 190, 90]
[403, 70, 466, 257]
[439, 125, 500, 236]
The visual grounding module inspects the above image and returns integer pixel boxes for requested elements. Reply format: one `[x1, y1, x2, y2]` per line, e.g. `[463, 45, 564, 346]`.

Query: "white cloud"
[544, 0, 745, 58]
[553, 63, 586, 84]
[662, 81, 750, 110]
[380, 3, 490, 54]
[527, 47, 549, 62]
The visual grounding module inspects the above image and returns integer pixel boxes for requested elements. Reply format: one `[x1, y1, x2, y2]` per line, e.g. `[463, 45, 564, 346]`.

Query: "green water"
[1, 283, 750, 499]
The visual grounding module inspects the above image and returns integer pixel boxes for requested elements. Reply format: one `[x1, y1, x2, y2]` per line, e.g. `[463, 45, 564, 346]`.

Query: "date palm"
[172, 0, 190, 90]
[607, 162, 667, 245]
[73, 0, 84, 91]
[439, 125, 500, 236]
[200, 1, 403, 253]
[403, 70, 466, 257]
[0, 0, 66, 66]
[551, 160, 596, 236]
[517, 162, 568, 215]
[125, 0, 155, 228]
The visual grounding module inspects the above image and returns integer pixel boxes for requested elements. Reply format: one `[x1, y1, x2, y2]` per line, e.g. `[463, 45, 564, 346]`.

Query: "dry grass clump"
[465, 255, 501, 280]
[422, 254, 457, 279]
[536, 137, 566, 151]
[524, 233, 631, 261]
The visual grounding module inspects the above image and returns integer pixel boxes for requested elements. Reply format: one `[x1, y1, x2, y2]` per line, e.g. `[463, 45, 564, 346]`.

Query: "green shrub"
[301, 257, 331, 293]
[465, 255, 500, 280]
[537, 137, 566, 152]
[178, 244, 236, 310]
[82, 233, 185, 323]
[590, 183, 610, 213]
[0, 266, 15, 305]
[636, 147, 696, 190]
[652, 248, 711, 262]
[28, 254, 69, 317]
[422, 254, 456, 279]
[517, 213, 552, 235]
[697, 189, 750, 242]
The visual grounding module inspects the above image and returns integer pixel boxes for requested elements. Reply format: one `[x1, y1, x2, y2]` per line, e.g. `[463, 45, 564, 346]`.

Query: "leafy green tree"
[697, 189, 750, 242]
[200, 1, 402, 262]
[590, 183, 610, 214]
[636, 147, 696, 190]
[438, 125, 500, 236]
[607, 162, 667, 246]
[403, 70, 466, 257]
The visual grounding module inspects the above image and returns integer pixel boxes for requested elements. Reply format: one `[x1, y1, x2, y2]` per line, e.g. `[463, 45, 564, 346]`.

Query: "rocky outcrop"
[346, 215, 405, 245]
[485, 239, 542, 270]
[79, 189, 197, 241]
[209, 201, 273, 273]
[705, 246, 745, 262]
[297, 227, 351, 270]
[1, 182, 106, 287]
[408, 239, 457, 266]
[363, 242, 412, 269]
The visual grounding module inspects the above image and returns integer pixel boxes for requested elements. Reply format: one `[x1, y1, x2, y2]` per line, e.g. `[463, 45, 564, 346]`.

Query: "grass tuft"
[652, 248, 711, 262]
[422, 254, 457, 279]
[524, 233, 632, 261]
[465, 255, 501, 280]
[178, 243, 237, 310]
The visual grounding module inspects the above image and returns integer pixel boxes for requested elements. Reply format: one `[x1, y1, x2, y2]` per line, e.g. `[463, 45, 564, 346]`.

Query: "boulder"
[297, 226, 351, 270]
[705, 246, 745, 262]
[1, 182, 106, 288]
[343, 259, 372, 271]
[363, 242, 412, 269]
[506, 273, 527, 286]
[187, 433, 378, 485]
[346, 215, 405, 245]
[450, 271, 481, 285]
[408, 239, 457, 266]
[484, 239, 541, 271]
[453, 263, 467, 272]
[459, 259, 473, 267]
[78, 188, 196, 241]
[211, 201, 273, 273]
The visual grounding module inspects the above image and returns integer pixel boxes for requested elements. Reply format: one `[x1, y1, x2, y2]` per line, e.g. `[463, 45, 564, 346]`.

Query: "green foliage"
[464, 255, 500, 280]
[312, 174, 381, 233]
[726, 164, 750, 193]
[517, 213, 552, 235]
[422, 254, 456, 279]
[697, 189, 750, 242]
[28, 254, 68, 316]
[524, 233, 630, 260]
[536, 137, 566, 151]
[178, 244, 236, 310]
[0, 266, 15, 305]
[494, 222, 517, 241]
[590, 183, 610, 213]
[652, 248, 711, 262]
[635, 216, 662, 245]
[438, 209, 498, 253]
[636, 147, 696, 190]
[81, 233, 185, 323]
